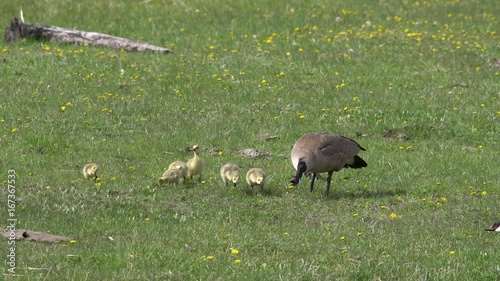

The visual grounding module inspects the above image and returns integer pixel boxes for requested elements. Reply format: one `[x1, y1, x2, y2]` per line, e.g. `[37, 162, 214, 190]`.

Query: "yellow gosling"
[82, 163, 99, 180]
[246, 168, 266, 192]
[220, 163, 240, 187]
[159, 168, 182, 185]
[168, 161, 188, 180]
[186, 145, 205, 182]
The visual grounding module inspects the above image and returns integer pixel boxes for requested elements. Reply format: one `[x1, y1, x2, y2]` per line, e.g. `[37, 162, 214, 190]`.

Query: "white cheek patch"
[291, 156, 299, 170]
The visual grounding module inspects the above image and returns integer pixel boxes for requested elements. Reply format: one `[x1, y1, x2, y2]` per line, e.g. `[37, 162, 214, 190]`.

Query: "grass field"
[1, 0, 499, 280]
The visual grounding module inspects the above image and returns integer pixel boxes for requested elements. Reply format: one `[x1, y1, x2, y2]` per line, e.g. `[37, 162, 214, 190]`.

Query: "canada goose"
[485, 222, 500, 232]
[290, 133, 367, 193]
[159, 168, 182, 185]
[220, 163, 240, 187]
[168, 161, 188, 180]
[82, 163, 99, 180]
[186, 145, 205, 182]
[246, 168, 265, 191]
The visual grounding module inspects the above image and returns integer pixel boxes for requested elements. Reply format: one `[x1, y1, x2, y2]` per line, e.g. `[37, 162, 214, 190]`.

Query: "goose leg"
[310, 173, 317, 192]
[325, 171, 333, 194]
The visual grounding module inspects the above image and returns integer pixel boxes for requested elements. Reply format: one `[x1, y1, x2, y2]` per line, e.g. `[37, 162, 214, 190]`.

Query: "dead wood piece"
[5, 17, 171, 54]
[238, 148, 271, 158]
[259, 133, 278, 141]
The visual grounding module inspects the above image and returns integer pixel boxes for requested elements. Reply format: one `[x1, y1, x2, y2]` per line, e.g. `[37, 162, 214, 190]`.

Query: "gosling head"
[255, 176, 264, 185]
[158, 177, 167, 185]
[191, 145, 200, 153]
[231, 175, 239, 186]
[90, 165, 98, 175]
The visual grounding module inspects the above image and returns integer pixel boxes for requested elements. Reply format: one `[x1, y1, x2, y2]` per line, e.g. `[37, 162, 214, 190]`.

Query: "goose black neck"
[290, 160, 307, 185]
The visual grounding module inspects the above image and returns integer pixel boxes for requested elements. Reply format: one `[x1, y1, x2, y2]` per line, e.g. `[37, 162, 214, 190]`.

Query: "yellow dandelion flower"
[218, 151, 223, 156]
[234, 259, 241, 264]
[340, 236, 345, 240]
[449, 251, 455, 255]
[481, 191, 487, 196]
[341, 249, 349, 253]
[231, 249, 239, 255]
[11, 128, 18, 133]
[46, 186, 51, 189]
[206, 255, 215, 260]
[389, 213, 401, 219]
[201, 180, 207, 184]
[299, 115, 305, 119]
[61, 106, 66, 111]
[70, 240, 77, 244]
[145, 217, 151, 221]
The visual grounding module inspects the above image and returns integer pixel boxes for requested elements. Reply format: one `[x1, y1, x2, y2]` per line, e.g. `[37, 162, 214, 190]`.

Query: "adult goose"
[290, 133, 367, 193]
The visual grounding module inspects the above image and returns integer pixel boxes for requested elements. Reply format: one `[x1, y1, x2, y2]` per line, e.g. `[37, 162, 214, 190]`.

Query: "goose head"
[485, 222, 500, 232]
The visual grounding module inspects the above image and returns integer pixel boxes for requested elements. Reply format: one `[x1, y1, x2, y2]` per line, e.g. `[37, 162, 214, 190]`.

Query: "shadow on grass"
[322, 187, 407, 201]
[241, 187, 283, 197]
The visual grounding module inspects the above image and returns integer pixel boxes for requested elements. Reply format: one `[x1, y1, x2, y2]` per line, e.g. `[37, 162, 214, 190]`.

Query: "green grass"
[1, 0, 499, 280]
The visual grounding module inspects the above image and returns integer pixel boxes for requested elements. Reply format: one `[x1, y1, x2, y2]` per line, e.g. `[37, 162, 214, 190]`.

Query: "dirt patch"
[1, 229, 71, 243]
[382, 130, 409, 140]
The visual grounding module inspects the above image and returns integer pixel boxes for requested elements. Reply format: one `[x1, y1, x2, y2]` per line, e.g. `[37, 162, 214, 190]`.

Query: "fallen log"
[4, 17, 171, 54]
